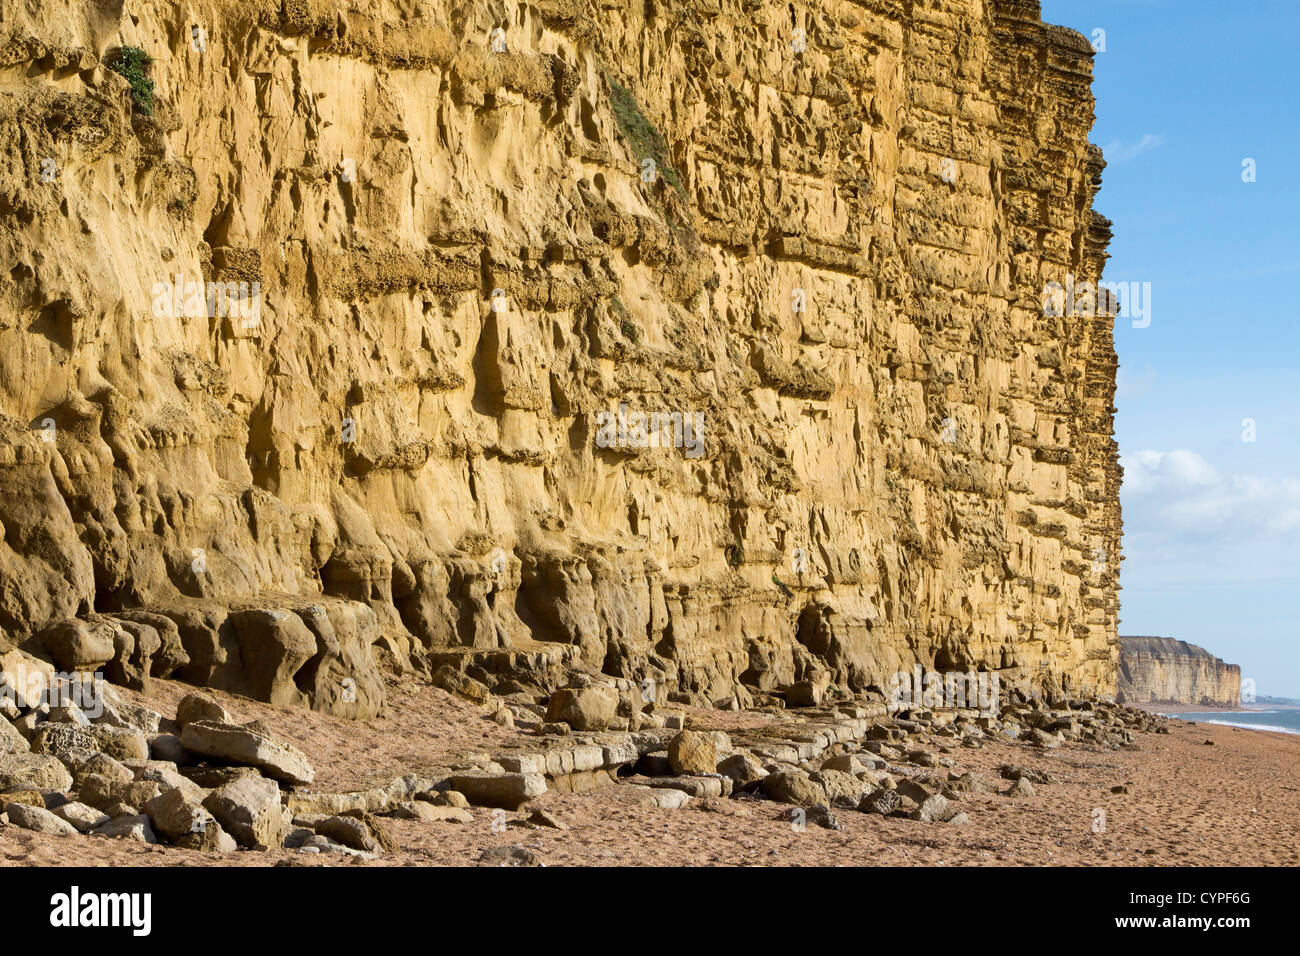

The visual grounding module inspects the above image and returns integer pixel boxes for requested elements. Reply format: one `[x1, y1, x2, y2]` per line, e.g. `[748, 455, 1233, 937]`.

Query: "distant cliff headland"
[1118, 636, 1241, 708]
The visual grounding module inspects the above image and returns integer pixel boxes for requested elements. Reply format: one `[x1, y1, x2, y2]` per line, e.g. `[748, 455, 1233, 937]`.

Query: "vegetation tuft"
[108, 46, 155, 116]
[605, 71, 684, 198]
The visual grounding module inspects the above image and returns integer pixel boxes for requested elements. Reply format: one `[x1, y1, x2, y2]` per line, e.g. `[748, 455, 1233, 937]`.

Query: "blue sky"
[1040, 0, 1300, 697]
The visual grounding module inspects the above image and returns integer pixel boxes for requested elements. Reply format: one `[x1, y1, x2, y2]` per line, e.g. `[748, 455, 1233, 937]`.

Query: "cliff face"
[1118, 637, 1240, 708]
[0, 0, 1120, 715]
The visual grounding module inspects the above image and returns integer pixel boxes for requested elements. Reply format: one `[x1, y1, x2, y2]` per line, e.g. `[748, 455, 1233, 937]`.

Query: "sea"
[1161, 708, 1300, 736]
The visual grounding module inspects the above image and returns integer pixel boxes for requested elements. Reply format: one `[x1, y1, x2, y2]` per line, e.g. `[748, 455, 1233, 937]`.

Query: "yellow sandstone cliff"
[1118, 637, 1241, 708]
[0, 0, 1121, 716]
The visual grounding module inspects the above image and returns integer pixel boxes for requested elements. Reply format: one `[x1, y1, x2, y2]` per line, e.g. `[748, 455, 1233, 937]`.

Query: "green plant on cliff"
[605, 71, 685, 198]
[108, 46, 155, 116]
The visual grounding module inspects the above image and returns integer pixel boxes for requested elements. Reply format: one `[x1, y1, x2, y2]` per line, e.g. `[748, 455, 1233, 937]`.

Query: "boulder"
[810, 768, 866, 808]
[0, 719, 29, 754]
[179, 721, 314, 786]
[476, 844, 540, 867]
[447, 771, 546, 810]
[862, 788, 902, 815]
[144, 787, 215, 840]
[90, 726, 149, 762]
[175, 693, 231, 729]
[667, 730, 717, 775]
[77, 775, 163, 813]
[202, 775, 286, 850]
[174, 821, 239, 853]
[1004, 776, 1036, 798]
[0, 648, 55, 710]
[428, 671, 488, 707]
[0, 752, 73, 791]
[717, 752, 766, 784]
[90, 814, 157, 843]
[30, 723, 148, 763]
[758, 770, 828, 807]
[52, 800, 109, 833]
[821, 753, 883, 774]
[1, 787, 44, 808]
[98, 701, 163, 735]
[45, 703, 90, 726]
[74, 753, 133, 786]
[316, 812, 393, 853]
[5, 802, 77, 835]
[913, 793, 954, 823]
[894, 778, 939, 804]
[544, 686, 618, 731]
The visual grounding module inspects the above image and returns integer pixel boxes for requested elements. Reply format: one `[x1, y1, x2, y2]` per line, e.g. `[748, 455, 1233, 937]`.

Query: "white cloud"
[1122, 449, 1300, 537]
[1103, 133, 1164, 162]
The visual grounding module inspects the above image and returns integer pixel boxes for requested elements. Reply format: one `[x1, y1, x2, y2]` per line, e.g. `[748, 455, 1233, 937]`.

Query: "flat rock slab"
[180, 721, 314, 785]
[627, 774, 730, 799]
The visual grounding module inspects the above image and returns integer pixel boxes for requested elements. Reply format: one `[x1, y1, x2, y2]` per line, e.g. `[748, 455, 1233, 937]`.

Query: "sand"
[2, 675, 1297, 867]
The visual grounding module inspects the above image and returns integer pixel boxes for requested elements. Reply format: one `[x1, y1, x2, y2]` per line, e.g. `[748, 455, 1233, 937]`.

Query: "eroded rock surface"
[0, 0, 1119, 712]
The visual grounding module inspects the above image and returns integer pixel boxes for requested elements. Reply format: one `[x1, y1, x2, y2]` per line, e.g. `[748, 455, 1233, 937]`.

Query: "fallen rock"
[998, 764, 1056, 784]
[447, 771, 546, 810]
[52, 801, 109, 833]
[781, 804, 843, 830]
[1, 787, 43, 808]
[526, 807, 568, 830]
[717, 752, 766, 784]
[0, 752, 73, 791]
[476, 844, 541, 867]
[78, 754, 135, 786]
[544, 686, 618, 731]
[77, 775, 163, 813]
[667, 729, 717, 775]
[316, 814, 386, 853]
[175, 693, 231, 729]
[431, 666, 492, 706]
[202, 775, 286, 850]
[894, 778, 939, 804]
[180, 721, 314, 786]
[144, 788, 215, 840]
[0, 719, 29, 754]
[1004, 777, 1036, 798]
[5, 802, 77, 835]
[174, 821, 238, 853]
[90, 813, 158, 843]
[758, 770, 828, 807]
[810, 768, 866, 809]
[913, 793, 954, 823]
[391, 801, 473, 823]
[862, 788, 902, 816]
[90, 726, 150, 762]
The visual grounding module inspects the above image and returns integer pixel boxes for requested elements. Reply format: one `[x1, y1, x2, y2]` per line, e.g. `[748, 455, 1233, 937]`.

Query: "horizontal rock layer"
[0, 0, 1120, 710]
[1117, 636, 1241, 708]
